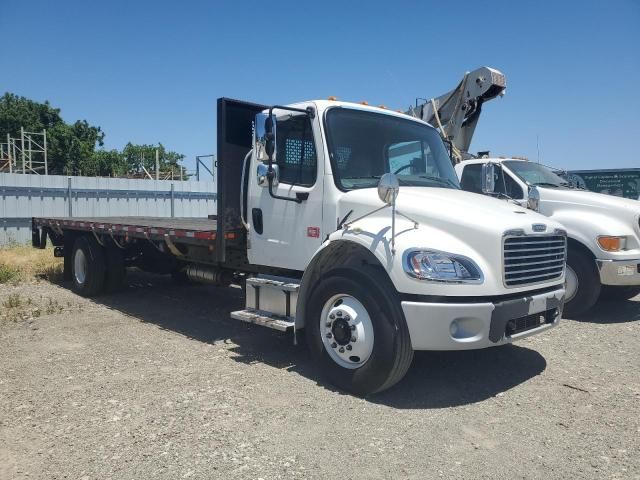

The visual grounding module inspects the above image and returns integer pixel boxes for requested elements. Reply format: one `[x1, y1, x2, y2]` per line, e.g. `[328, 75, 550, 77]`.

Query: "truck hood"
[338, 187, 560, 238]
[334, 187, 566, 297]
[538, 186, 640, 215]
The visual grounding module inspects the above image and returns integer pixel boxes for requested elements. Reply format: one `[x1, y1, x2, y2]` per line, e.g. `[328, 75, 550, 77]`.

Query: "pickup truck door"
[246, 110, 324, 270]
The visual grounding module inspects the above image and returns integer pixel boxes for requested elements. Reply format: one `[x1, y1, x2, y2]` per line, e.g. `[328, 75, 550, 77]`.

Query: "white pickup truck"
[455, 158, 640, 315]
[33, 99, 567, 395]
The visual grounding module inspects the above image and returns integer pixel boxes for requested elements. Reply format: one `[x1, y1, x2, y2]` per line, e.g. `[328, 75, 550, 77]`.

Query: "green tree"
[0, 93, 187, 178]
[0, 93, 104, 175]
[121, 142, 187, 179]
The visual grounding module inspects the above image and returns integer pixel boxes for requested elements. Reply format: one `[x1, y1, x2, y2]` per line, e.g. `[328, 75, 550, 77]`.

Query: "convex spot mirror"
[481, 163, 496, 194]
[257, 163, 279, 188]
[378, 173, 400, 205]
[254, 112, 277, 162]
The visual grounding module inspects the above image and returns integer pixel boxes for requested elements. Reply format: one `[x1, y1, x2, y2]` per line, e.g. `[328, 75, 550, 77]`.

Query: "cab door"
[247, 108, 324, 271]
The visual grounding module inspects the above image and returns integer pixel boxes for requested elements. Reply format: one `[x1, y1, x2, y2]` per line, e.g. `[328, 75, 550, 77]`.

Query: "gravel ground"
[1, 273, 639, 480]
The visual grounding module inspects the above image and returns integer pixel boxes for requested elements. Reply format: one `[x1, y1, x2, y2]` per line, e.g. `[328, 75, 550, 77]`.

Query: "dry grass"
[0, 245, 63, 285]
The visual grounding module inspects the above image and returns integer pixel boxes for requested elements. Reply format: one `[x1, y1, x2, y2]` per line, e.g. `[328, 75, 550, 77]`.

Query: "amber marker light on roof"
[328, 96, 337, 101]
[360, 101, 369, 105]
[378, 105, 386, 109]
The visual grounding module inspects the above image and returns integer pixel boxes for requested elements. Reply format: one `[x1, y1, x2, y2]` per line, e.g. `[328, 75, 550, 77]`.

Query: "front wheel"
[564, 247, 600, 317]
[306, 269, 413, 396]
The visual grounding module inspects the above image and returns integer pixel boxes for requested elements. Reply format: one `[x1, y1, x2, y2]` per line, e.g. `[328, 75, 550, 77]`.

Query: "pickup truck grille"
[503, 234, 566, 287]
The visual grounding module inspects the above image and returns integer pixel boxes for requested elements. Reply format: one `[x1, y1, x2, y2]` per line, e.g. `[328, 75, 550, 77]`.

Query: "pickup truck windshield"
[504, 160, 570, 187]
[325, 108, 460, 191]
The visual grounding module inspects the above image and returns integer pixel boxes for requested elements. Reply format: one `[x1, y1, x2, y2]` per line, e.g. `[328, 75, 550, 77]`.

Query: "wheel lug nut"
[346, 345, 352, 351]
[339, 347, 345, 353]
[336, 311, 342, 317]
[344, 315, 350, 321]
[329, 313, 335, 320]
[331, 342, 337, 348]
[350, 325, 356, 330]
[351, 336, 356, 342]
[326, 332, 332, 338]
[326, 321, 332, 327]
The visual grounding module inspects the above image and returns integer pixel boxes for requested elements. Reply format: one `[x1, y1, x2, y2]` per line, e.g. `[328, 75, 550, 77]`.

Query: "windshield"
[325, 108, 460, 191]
[504, 160, 569, 187]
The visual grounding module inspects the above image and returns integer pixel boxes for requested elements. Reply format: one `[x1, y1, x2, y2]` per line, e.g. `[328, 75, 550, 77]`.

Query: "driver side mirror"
[254, 112, 277, 162]
[481, 163, 496, 194]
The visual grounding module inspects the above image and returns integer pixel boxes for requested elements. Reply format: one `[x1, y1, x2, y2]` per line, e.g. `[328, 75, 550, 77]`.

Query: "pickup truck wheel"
[599, 285, 640, 301]
[71, 236, 106, 297]
[564, 248, 600, 317]
[306, 269, 413, 397]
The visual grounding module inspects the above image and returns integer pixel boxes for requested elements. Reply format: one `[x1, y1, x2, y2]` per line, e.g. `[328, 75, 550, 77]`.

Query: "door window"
[276, 115, 317, 186]
[460, 163, 483, 193]
[460, 163, 524, 198]
[495, 168, 524, 199]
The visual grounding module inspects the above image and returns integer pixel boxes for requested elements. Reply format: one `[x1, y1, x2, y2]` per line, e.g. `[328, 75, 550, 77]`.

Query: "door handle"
[252, 208, 263, 235]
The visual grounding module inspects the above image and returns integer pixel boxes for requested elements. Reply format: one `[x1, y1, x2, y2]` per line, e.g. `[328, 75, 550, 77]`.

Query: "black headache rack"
[216, 98, 268, 263]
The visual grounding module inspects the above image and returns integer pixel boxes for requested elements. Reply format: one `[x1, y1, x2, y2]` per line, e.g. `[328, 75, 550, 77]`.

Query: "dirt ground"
[1, 273, 638, 480]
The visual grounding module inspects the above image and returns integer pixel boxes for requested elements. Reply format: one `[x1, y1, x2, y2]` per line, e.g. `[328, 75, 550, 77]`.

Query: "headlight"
[404, 250, 483, 283]
[597, 236, 627, 252]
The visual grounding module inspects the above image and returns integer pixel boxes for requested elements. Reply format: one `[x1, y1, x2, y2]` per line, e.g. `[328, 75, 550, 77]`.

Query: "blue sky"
[2, 0, 639, 174]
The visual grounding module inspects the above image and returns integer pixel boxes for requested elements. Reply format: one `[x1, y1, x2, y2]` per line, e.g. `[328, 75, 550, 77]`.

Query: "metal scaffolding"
[0, 128, 48, 174]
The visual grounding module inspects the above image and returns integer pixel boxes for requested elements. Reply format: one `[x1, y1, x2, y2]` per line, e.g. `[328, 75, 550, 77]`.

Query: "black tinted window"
[495, 168, 524, 199]
[276, 115, 317, 186]
[460, 164, 483, 193]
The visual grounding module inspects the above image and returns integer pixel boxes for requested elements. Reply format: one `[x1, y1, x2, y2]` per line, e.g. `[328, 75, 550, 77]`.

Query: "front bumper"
[401, 287, 565, 351]
[596, 259, 640, 286]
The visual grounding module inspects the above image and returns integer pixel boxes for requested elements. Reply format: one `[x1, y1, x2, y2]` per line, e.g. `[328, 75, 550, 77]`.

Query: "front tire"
[564, 247, 600, 317]
[71, 236, 106, 297]
[305, 268, 413, 396]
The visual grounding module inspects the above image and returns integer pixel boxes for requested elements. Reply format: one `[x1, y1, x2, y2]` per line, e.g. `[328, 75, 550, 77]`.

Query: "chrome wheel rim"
[320, 294, 374, 369]
[565, 264, 579, 302]
[74, 249, 87, 285]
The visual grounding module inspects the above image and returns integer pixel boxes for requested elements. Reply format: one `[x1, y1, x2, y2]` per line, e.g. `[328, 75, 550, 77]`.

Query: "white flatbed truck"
[32, 97, 567, 395]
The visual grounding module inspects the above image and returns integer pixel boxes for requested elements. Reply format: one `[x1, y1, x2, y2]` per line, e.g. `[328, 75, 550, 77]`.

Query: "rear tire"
[600, 285, 640, 301]
[564, 247, 600, 317]
[305, 268, 413, 397]
[71, 236, 106, 297]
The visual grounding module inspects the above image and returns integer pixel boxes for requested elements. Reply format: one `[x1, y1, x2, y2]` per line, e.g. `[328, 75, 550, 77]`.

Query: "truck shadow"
[567, 297, 640, 324]
[370, 347, 545, 409]
[80, 271, 547, 409]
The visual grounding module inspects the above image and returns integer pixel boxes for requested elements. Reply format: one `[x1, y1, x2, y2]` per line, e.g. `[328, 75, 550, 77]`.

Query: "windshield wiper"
[533, 182, 561, 188]
[415, 175, 459, 188]
[342, 175, 382, 180]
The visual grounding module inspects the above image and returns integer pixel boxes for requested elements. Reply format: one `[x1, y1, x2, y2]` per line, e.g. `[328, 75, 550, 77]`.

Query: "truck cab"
[230, 99, 567, 394]
[455, 158, 640, 316]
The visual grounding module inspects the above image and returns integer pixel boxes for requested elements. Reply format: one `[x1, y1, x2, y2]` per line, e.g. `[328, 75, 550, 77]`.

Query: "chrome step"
[245, 276, 300, 292]
[244, 275, 300, 319]
[230, 308, 295, 332]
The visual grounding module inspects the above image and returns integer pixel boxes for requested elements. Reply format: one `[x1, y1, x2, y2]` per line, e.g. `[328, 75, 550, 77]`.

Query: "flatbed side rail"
[32, 217, 238, 246]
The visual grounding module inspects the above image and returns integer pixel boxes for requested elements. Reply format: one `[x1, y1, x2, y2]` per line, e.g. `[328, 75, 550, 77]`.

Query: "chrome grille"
[503, 234, 566, 287]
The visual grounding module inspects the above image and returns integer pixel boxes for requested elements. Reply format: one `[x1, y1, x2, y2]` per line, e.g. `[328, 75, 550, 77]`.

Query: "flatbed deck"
[33, 216, 240, 245]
